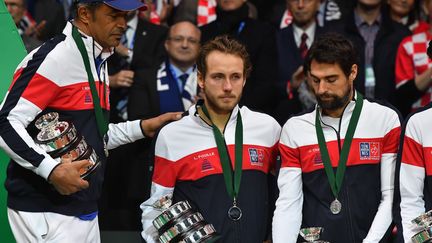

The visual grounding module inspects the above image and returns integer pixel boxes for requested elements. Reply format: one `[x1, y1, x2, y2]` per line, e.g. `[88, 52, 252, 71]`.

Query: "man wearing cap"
[0, 1, 180, 242]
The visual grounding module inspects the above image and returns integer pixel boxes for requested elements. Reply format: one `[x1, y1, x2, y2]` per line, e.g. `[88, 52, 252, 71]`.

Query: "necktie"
[299, 33, 308, 59]
[179, 73, 189, 88]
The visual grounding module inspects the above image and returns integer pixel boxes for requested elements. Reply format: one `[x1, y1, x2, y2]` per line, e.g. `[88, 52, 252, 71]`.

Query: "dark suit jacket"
[328, 9, 410, 102]
[200, 17, 279, 115]
[273, 24, 324, 125]
[108, 19, 168, 124]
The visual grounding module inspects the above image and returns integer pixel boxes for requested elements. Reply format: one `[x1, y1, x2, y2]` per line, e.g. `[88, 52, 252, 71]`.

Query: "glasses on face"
[168, 36, 199, 45]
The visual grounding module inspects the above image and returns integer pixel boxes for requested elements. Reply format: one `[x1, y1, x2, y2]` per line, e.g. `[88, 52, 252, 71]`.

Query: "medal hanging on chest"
[72, 26, 109, 157]
[201, 105, 243, 221]
[315, 92, 363, 215]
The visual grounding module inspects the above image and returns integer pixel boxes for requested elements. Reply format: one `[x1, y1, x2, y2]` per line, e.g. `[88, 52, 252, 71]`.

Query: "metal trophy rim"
[182, 223, 218, 243]
[153, 201, 192, 232]
[412, 226, 432, 243]
[159, 212, 205, 243]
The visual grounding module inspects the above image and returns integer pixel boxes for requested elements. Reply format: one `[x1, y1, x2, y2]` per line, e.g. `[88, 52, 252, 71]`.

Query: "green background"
[0, 1, 27, 242]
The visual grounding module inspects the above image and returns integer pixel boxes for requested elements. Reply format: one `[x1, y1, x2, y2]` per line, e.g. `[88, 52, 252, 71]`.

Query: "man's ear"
[197, 71, 205, 89]
[77, 6, 92, 24]
[349, 64, 358, 83]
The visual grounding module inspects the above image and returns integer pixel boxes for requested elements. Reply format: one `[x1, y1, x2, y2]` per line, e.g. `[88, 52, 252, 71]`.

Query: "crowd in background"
[5, 0, 432, 233]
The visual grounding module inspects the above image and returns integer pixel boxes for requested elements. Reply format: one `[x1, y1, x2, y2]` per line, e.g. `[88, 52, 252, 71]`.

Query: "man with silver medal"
[141, 36, 281, 243]
[273, 33, 400, 242]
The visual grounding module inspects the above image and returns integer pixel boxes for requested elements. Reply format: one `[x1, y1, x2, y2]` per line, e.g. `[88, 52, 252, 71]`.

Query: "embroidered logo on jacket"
[360, 142, 380, 160]
[249, 148, 264, 166]
[201, 159, 214, 172]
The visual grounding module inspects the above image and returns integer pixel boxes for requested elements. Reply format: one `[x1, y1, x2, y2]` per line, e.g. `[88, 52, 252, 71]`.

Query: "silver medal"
[330, 199, 342, 214]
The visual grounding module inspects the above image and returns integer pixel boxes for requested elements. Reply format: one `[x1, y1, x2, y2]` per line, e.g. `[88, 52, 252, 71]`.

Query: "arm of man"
[0, 54, 88, 195]
[272, 121, 303, 243]
[363, 110, 401, 242]
[140, 130, 178, 243]
[398, 116, 428, 242]
[106, 112, 181, 150]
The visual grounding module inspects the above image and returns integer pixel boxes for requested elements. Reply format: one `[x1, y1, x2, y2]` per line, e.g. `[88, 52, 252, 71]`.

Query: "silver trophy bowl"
[34, 112, 100, 178]
[412, 210, 432, 243]
[153, 200, 219, 243]
[300, 227, 329, 243]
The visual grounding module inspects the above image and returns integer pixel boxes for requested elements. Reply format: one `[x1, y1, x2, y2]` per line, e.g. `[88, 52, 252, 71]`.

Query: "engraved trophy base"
[412, 227, 432, 243]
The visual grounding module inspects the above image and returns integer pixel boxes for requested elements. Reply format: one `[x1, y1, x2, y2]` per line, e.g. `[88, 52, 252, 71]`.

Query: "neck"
[199, 104, 232, 133]
[356, 4, 381, 25]
[294, 20, 315, 31]
[389, 11, 403, 23]
[73, 20, 92, 37]
[170, 59, 194, 73]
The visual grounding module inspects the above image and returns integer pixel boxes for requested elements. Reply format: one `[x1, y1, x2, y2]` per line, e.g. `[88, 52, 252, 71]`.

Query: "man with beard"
[272, 33, 401, 243]
[140, 35, 281, 243]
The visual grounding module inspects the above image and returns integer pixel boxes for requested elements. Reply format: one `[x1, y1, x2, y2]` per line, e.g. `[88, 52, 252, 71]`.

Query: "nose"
[317, 80, 328, 95]
[181, 38, 189, 48]
[298, 0, 305, 8]
[223, 78, 233, 92]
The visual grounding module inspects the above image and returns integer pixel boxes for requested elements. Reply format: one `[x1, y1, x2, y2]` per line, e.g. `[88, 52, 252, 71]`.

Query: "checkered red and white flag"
[197, 0, 217, 27]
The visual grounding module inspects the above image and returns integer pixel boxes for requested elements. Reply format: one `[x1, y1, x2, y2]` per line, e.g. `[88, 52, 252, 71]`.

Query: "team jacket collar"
[190, 100, 241, 129]
[65, 21, 113, 60]
[316, 90, 359, 128]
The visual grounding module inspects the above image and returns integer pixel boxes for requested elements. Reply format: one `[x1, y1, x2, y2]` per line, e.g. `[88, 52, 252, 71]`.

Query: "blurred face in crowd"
[5, 0, 25, 24]
[165, 21, 201, 68]
[198, 51, 245, 115]
[388, 0, 414, 18]
[217, 0, 246, 11]
[287, 0, 321, 28]
[77, 4, 128, 49]
[307, 60, 357, 115]
[357, 0, 382, 8]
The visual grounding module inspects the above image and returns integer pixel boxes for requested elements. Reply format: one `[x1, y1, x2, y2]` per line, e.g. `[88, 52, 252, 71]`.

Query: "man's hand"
[115, 43, 130, 57]
[109, 70, 135, 88]
[291, 66, 305, 91]
[140, 112, 182, 138]
[48, 158, 92, 195]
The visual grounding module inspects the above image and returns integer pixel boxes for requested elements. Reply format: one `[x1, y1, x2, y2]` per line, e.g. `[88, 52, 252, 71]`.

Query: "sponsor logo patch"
[360, 142, 380, 160]
[249, 148, 264, 166]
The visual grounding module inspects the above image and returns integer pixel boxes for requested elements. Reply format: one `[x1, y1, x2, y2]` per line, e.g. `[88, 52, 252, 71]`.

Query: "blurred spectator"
[99, 11, 168, 230]
[329, 0, 410, 102]
[273, 0, 322, 125]
[200, 0, 279, 114]
[128, 21, 201, 119]
[387, 0, 429, 34]
[393, 0, 432, 117]
[270, 0, 343, 29]
[5, 0, 42, 52]
[26, 0, 66, 41]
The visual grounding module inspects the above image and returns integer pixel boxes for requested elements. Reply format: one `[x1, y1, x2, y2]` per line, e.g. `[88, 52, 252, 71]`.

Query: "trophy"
[153, 200, 219, 243]
[411, 210, 432, 243]
[300, 227, 329, 243]
[34, 112, 100, 178]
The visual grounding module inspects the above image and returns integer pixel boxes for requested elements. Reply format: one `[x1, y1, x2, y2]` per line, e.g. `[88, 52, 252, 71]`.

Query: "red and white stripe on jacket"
[398, 105, 432, 242]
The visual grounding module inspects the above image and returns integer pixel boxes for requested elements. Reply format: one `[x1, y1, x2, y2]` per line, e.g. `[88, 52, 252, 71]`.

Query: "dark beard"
[317, 86, 352, 111]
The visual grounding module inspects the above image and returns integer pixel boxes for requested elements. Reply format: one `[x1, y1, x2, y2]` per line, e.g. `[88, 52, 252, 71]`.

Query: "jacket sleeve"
[398, 116, 427, 242]
[0, 57, 61, 180]
[363, 111, 401, 242]
[106, 120, 144, 150]
[140, 130, 177, 243]
[272, 121, 303, 243]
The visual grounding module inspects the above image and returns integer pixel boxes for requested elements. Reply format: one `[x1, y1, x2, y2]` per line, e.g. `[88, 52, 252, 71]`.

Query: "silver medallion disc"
[330, 199, 342, 215]
[228, 205, 242, 221]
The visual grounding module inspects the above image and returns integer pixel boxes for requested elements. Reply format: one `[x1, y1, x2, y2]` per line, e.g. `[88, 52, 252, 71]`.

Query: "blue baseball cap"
[78, 0, 147, 11]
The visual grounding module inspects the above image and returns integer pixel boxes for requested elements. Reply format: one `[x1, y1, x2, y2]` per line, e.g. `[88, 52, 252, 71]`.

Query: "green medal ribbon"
[71, 26, 109, 138]
[315, 92, 363, 201]
[201, 105, 243, 201]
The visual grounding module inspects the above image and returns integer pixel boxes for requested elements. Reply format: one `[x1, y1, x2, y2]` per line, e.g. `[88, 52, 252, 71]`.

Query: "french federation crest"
[249, 148, 264, 166]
